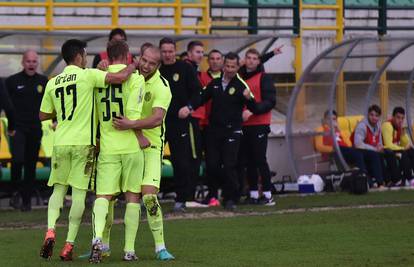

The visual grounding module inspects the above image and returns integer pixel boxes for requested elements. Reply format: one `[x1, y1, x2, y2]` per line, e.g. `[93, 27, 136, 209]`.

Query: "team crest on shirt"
[173, 73, 180, 82]
[144, 91, 152, 102]
[229, 87, 236, 95]
[37, 85, 43, 93]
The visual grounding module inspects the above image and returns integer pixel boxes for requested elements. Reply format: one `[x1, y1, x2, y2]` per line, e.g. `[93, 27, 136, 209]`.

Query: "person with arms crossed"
[39, 39, 137, 261]
[113, 44, 174, 261]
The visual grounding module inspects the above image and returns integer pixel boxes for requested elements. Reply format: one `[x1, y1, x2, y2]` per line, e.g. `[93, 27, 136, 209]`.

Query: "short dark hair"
[245, 48, 260, 57]
[109, 28, 127, 41]
[140, 42, 153, 55]
[61, 39, 87, 64]
[224, 52, 239, 64]
[107, 40, 129, 62]
[179, 51, 188, 60]
[392, 106, 405, 116]
[324, 109, 337, 119]
[159, 37, 176, 48]
[208, 49, 223, 58]
[368, 104, 381, 115]
[187, 40, 203, 52]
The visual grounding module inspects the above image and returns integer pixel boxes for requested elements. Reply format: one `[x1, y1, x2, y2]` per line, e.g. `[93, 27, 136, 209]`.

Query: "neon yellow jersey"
[96, 64, 145, 154]
[40, 65, 107, 146]
[141, 70, 172, 149]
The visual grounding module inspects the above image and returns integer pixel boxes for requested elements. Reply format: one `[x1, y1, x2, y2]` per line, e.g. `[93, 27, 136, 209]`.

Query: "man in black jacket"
[5, 50, 48, 211]
[179, 52, 256, 211]
[0, 80, 15, 135]
[238, 48, 276, 205]
[159, 37, 203, 212]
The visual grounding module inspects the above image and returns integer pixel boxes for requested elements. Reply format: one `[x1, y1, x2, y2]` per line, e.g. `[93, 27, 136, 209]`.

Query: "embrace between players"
[38, 39, 174, 263]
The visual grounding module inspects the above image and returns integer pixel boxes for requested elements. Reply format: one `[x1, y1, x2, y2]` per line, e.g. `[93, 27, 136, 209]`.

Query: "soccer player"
[112, 44, 174, 260]
[238, 48, 276, 205]
[382, 107, 414, 186]
[39, 39, 137, 261]
[351, 104, 386, 188]
[197, 49, 224, 206]
[88, 39, 145, 263]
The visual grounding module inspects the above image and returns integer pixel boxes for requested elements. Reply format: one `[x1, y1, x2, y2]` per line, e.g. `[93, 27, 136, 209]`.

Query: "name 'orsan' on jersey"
[40, 65, 107, 146]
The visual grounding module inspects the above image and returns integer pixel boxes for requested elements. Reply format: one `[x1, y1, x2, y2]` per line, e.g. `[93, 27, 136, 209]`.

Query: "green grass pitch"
[0, 190, 413, 267]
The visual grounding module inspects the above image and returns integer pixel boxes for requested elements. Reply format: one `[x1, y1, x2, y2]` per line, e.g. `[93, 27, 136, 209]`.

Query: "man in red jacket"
[238, 48, 276, 205]
[197, 49, 224, 206]
[92, 28, 134, 68]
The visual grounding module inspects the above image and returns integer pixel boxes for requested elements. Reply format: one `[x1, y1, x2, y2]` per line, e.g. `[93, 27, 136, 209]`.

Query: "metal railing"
[0, 0, 210, 34]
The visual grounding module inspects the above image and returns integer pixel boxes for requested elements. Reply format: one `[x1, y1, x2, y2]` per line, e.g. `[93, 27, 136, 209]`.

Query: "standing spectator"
[158, 37, 202, 212]
[382, 107, 414, 186]
[92, 28, 134, 68]
[179, 52, 256, 211]
[198, 49, 224, 206]
[238, 48, 276, 205]
[5, 50, 48, 211]
[351, 104, 386, 188]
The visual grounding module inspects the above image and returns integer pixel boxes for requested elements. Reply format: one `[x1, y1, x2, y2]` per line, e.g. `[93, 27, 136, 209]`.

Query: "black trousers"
[359, 149, 385, 185]
[205, 128, 241, 203]
[383, 148, 414, 184]
[239, 125, 272, 193]
[189, 117, 202, 200]
[10, 126, 42, 206]
[166, 119, 199, 203]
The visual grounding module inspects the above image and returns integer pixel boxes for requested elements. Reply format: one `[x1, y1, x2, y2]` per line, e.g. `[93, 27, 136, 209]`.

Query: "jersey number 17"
[55, 84, 77, 121]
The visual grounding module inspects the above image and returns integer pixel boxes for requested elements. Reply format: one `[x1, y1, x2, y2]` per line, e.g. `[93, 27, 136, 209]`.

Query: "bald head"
[22, 50, 39, 76]
[139, 45, 161, 78]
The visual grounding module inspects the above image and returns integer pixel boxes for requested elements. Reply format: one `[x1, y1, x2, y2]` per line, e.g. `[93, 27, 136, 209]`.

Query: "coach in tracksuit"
[179, 52, 256, 211]
[238, 48, 276, 206]
[5, 50, 48, 211]
[159, 37, 202, 212]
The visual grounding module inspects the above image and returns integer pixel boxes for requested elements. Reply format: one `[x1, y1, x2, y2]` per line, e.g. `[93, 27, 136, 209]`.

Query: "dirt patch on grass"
[1, 203, 413, 230]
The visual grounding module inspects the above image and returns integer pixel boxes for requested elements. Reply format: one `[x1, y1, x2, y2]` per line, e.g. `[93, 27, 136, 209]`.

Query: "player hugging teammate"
[39, 39, 174, 263]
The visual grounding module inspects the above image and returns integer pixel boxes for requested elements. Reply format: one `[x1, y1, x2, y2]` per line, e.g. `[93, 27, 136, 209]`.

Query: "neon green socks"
[123, 203, 141, 253]
[102, 199, 115, 246]
[143, 194, 166, 252]
[66, 188, 87, 243]
[47, 184, 68, 229]
[92, 198, 109, 239]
